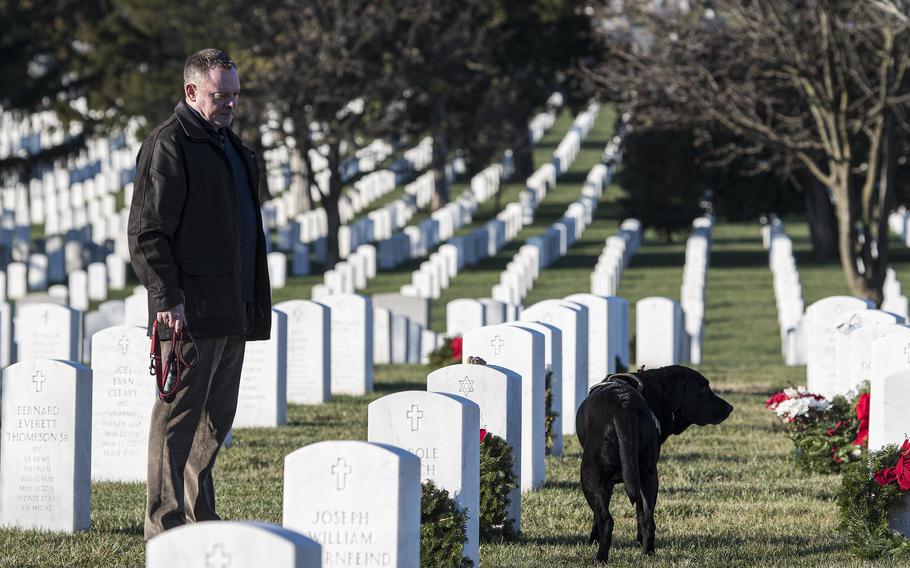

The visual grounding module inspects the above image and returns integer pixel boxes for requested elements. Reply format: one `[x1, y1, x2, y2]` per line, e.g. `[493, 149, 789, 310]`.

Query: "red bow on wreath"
[451, 337, 463, 361]
[874, 439, 910, 490]
[853, 393, 870, 447]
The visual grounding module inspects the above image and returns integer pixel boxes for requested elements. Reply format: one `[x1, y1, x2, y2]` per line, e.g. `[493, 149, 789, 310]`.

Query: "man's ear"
[185, 83, 197, 102]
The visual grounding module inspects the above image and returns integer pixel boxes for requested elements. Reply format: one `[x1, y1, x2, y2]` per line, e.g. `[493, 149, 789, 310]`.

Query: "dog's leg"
[638, 469, 658, 555]
[588, 515, 599, 545]
[581, 458, 614, 564]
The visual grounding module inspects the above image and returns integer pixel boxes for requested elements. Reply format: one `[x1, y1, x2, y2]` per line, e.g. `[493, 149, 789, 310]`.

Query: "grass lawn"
[6, 107, 910, 566]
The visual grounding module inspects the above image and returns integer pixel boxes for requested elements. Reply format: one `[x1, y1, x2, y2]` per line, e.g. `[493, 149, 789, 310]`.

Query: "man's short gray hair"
[183, 48, 236, 86]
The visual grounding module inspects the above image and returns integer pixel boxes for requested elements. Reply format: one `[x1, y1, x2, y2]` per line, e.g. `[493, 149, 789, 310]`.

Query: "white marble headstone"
[234, 309, 288, 428]
[0, 359, 92, 532]
[319, 294, 373, 396]
[283, 441, 420, 567]
[635, 297, 683, 368]
[869, 326, 910, 451]
[446, 299, 486, 337]
[522, 300, 589, 436]
[463, 324, 545, 490]
[368, 391, 480, 565]
[16, 302, 81, 362]
[274, 300, 331, 405]
[146, 521, 322, 568]
[806, 296, 874, 395]
[90, 325, 154, 482]
[427, 363, 522, 533]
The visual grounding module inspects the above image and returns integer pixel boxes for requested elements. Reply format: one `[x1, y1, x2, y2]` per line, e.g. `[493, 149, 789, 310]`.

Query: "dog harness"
[590, 373, 662, 436]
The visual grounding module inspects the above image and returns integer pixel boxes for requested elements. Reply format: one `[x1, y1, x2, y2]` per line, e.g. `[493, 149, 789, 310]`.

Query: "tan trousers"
[144, 335, 246, 541]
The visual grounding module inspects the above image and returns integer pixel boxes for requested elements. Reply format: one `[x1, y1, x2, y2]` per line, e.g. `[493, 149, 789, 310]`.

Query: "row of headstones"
[762, 216, 806, 365]
[798, 295, 910, 458]
[521, 103, 600, 224]
[679, 215, 714, 365]
[494, 160, 612, 306]
[310, 104, 562, 284]
[4, 252, 128, 307]
[261, 136, 399, 208]
[262, 140, 433, 271]
[591, 219, 642, 296]
[286, 105, 558, 267]
[371, 107, 575, 276]
[763, 217, 909, 366]
[0, 297, 630, 564]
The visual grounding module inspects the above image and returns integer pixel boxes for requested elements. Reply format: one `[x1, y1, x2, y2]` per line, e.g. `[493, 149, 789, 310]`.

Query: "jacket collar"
[175, 100, 222, 144]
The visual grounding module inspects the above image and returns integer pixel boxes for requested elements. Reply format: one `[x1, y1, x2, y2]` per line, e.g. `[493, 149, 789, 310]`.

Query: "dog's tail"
[613, 409, 642, 503]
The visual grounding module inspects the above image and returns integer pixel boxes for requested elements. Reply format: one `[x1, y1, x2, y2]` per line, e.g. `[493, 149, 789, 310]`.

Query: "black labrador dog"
[576, 365, 733, 564]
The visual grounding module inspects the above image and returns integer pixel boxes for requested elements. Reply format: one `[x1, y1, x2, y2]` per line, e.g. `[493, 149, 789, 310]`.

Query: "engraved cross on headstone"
[41, 311, 50, 326]
[491, 335, 505, 355]
[118, 335, 131, 355]
[458, 375, 475, 397]
[407, 404, 424, 431]
[32, 370, 47, 393]
[331, 457, 353, 491]
[205, 543, 231, 568]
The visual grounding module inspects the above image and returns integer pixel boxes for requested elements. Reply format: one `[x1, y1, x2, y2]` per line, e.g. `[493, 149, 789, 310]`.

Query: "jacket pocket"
[179, 256, 236, 323]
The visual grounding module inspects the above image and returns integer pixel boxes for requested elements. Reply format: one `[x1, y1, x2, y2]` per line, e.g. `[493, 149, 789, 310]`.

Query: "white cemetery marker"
[565, 293, 615, 386]
[0, 359, 92, 532]
[446, 298, 486, 336]
[806, 296, 874, 396]
[368, 391, 480, 565]
[268, 252, 288, 289]
[124, 289, 149, 326]
[7, 262, 27, 300]
[635, 297, 683, 368]
[833, 310, 904, 397]
[869, 326, 910, 451]
[511, 321, 563, 457]
[391, 315, 409, 365]
[463, 324, 545, 491]
[146, 521, 322, 568]
[16, 302, 81, 362]
[234, 310, 288, 428]
[283, 440, 420, 567]
[319, 294, 373, 396]
[87, 262, 108, 302]
[427, 363, 522, 533]
[373, 307, 391, 365]
[90, 325, 154, 482]
[274, 300, 331, 405]
[522, 300, 589, 437]
[68, 269, 89, 311]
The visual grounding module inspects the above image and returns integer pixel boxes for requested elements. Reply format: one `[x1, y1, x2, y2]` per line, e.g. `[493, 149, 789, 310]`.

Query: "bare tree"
[586, 0, 910, 303]
[253, 0, 404, 263]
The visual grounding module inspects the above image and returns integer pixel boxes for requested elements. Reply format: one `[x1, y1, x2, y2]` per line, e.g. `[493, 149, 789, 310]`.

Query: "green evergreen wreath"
[420, 480, 472, 567]
[479, 432, 518, 541]
[837, 443, 910, 559]
[545, 369, 558, 453]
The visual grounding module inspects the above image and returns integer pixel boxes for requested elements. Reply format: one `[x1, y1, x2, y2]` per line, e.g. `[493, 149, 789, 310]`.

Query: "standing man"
[128, 48, 271, 540]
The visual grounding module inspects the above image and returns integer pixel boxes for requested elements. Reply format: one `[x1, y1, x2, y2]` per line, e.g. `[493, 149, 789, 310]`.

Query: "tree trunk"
[430, 98, 449, 211]
[290, 142, 313, 213]
[511, 127, 535, 180]
[803, 178, 839, 261]
[833, 166, 883, 305]
[323, 140, 344, 266]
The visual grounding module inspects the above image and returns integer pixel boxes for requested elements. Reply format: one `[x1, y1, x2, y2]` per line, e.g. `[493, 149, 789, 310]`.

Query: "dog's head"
[664, 366, 734, 434]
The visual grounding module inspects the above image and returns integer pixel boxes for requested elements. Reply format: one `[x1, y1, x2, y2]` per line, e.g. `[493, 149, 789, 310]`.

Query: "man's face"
[185, 66, 240, 129]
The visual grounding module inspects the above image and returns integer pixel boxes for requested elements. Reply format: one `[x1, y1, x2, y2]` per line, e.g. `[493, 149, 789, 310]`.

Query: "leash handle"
[149, 320, 198, 403]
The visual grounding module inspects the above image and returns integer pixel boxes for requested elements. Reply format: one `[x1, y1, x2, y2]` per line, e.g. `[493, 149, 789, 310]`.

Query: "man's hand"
[157, 303, 188, 334]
